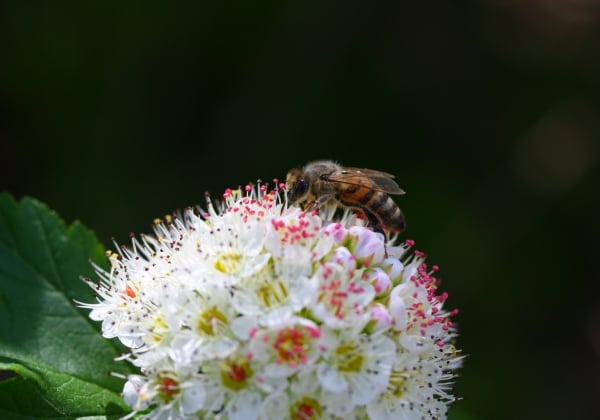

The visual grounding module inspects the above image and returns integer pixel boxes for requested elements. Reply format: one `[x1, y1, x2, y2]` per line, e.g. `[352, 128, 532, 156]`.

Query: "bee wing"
[342, 167, 396, 179]
[328, 168, 406, 195]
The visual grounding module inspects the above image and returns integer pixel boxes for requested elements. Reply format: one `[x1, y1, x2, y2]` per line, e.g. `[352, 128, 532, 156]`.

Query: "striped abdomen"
[337, 182, 406, 233]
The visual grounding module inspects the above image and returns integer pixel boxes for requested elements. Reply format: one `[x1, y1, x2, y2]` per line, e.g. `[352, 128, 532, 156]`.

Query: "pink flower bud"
[365, 268, 391, 294]
[370, 303, 393, 331]
[349, 226, 385, 265]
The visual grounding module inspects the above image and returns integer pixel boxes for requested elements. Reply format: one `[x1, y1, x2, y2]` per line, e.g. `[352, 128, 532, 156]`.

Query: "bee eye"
[294, 179, 308, 196]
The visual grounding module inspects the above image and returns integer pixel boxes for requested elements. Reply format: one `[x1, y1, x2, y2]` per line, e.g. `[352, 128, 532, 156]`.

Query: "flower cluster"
[80, 182, 462, 419]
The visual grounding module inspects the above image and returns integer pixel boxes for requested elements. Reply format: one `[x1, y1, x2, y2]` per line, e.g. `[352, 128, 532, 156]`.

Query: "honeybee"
[285, 160, 406, 237]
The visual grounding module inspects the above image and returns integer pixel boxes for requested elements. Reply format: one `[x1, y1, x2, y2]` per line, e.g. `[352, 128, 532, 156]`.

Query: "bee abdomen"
[376, 196, 406, 233]
[344, 188, 406, 233]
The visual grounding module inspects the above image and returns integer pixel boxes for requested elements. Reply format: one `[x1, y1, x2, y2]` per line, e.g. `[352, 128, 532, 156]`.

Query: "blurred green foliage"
[1, 1, 599, 419]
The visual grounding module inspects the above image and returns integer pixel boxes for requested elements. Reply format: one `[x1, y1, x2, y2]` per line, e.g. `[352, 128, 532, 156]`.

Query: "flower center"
[334, 341, 365, 372]
[273, 326, 318, 367]
[388, 368, 409, 398]
[220, 358, 253, 391]
[290, 396, 322, 420]
[257, 280, 289, 309]
[158, 375, 179, 402]
[123, 283, 137, 299]
[214, 251, 242, 274]
[198, 307, 227, 335]
[150, 314, 168, 343]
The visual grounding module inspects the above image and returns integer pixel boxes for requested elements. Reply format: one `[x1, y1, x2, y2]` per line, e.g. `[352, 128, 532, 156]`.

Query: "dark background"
[1, 2, 599, 419]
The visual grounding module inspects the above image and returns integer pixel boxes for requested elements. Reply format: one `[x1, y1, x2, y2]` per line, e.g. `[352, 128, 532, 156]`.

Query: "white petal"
[260, 390, 289, 419]
[322, 388, 355, 416]
[399, 332, 423, 353]
[366, 398, 396, 420]
[317, 364, 347, 392]
[238, 253, 270, 278]
[123, 376, 148, 410]
[389, 284, 408, 330]
[181, 380, 207, 413]
[227, 391, 263, 420]
[230, 315, 258, 340]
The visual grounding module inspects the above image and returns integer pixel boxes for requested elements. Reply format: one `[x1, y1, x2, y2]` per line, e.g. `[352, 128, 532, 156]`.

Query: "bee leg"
[361, 208, 387, 241]
[301, 200, 315, 211]
[374, 224, 389, 258]
[361, 208, 389, 257]
[308, 195, 334, 211]
[372, 224, 387, 240]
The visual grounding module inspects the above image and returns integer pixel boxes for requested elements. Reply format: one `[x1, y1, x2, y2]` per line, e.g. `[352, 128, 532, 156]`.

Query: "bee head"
[285, 167, 309, 204]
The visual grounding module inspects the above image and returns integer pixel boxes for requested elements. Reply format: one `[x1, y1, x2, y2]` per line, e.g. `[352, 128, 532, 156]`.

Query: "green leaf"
[0, 193, 132, 418]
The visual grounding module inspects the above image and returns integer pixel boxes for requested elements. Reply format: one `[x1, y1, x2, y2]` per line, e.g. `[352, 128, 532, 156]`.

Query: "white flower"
[316, 327, 396, 414]
[311, 260, 375, 329]
[230, 249, 319, 326]
[249, 317, 323, 379]
[81, 180, 463, 419]
[122, 366, 207, 419]
[168, 282, 240, 362]
[366, 346, 460, 420]
[197, 350, 275, 420]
